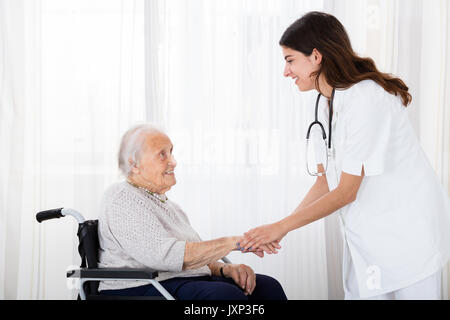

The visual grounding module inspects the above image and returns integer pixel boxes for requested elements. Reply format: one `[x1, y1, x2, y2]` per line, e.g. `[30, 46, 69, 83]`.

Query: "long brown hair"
[279, 11, 412, 106]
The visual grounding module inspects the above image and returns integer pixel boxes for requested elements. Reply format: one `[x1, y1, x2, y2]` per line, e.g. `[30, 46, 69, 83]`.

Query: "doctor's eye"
[287, 60, 293, 64]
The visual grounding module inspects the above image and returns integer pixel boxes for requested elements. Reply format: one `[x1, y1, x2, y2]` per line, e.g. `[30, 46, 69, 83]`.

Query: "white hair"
[118, 123, 166, 177]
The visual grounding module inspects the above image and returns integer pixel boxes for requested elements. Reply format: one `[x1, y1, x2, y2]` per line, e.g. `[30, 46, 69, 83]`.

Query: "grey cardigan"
[97, 181, 210, 291]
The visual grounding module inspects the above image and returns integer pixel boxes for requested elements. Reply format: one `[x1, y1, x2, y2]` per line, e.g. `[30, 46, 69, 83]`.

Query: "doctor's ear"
[311, 48, 323, 65]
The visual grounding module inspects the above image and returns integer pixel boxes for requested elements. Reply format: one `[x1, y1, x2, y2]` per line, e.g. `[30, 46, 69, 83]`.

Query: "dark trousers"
[100, 274, 287, 300]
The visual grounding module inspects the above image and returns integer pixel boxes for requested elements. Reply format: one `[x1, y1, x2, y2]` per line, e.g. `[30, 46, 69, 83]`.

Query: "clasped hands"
[235, 221, 287, 258]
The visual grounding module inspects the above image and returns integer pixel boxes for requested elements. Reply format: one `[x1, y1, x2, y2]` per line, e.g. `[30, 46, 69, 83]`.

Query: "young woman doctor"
[239, 11, 450, 299]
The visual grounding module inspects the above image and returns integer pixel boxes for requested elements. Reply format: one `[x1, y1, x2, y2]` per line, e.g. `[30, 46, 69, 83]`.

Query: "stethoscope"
[305, 88, 336, 176]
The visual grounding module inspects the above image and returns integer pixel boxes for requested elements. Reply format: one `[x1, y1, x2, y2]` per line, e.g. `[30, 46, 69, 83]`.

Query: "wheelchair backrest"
[77, 219, 100, 295]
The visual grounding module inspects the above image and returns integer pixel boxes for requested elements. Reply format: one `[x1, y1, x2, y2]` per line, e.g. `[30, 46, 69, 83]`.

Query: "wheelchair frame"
[36, 207, 231, 300]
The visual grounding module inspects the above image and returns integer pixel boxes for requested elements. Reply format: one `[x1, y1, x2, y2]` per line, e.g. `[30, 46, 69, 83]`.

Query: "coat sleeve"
[340, 83, 393, 176]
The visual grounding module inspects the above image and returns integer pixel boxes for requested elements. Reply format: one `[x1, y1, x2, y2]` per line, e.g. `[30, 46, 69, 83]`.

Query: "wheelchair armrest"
[67, 267, 159, 280]
[221, 256, 231, 264]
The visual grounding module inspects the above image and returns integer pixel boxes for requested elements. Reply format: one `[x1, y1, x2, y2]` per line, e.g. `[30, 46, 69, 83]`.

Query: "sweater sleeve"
[106, 192, 186, 272]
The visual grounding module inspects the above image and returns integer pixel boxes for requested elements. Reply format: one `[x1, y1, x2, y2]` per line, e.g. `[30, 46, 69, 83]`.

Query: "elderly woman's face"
[133, 132, 177, 193]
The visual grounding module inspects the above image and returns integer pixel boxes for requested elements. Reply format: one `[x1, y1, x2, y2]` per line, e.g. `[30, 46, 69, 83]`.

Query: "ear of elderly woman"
[96, 124, 287, 300]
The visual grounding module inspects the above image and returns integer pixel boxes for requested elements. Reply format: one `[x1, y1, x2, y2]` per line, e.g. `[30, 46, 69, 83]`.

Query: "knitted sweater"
[97, 181, 211, 291]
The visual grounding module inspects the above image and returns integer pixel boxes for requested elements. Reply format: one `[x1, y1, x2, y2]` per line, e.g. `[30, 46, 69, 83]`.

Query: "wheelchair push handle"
[36, 208, 64, 222]
[36, 208, 85, 224]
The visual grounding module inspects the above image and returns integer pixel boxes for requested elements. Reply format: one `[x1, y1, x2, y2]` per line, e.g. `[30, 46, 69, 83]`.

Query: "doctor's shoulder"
[338, 79, 400, 112]
[340, 79, 384, 99]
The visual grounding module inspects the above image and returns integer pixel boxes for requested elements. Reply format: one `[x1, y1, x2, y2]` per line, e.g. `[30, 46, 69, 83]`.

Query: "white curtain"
[0, 0, 145, 299]
[145, 0, 330, 300]
[145, 0, 450, 300]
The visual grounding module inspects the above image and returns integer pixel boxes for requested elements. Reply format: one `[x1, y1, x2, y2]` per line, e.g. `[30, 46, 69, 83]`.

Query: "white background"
[0, 0, 449, 299]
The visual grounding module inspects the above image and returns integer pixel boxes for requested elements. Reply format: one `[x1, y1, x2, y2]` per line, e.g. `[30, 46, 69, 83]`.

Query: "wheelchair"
[36, 207, 231, 300]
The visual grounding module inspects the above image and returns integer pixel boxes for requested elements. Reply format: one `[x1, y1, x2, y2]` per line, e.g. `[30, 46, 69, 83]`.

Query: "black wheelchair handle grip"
[36, 208, 64, 223]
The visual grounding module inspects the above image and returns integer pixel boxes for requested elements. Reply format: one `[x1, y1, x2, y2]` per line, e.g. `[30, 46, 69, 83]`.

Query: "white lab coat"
[310, 79, 450, 298]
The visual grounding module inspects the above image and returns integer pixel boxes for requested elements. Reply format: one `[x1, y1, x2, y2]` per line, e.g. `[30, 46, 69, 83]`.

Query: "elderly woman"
[97, 123, 287, 300]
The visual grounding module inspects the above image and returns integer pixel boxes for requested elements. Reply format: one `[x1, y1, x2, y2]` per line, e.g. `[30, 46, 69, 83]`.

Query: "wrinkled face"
[131, 132, 177, 194]
[282, 46, 320, 92]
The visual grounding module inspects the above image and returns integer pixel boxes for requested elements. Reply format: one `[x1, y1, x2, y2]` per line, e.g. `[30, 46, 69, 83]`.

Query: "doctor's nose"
[283, 64, 292, 77]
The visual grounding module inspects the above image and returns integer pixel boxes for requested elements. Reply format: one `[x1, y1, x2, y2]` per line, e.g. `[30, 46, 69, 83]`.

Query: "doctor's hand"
[240, 222, 287, 252]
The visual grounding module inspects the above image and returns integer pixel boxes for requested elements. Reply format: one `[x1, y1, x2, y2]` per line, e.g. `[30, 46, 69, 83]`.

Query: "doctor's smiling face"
[282, 46, 322, 92]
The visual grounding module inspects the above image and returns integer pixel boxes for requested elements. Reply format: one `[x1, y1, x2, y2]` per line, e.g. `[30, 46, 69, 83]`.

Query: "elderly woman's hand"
[241, 242, 282, 256]
[222, 264, 256, 295]
[252, 241, 282, 255]
[236, 237, 282, 257]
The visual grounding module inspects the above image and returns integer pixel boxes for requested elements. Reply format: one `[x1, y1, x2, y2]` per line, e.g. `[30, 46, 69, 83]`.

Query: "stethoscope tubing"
[305, 88, 336, 176]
